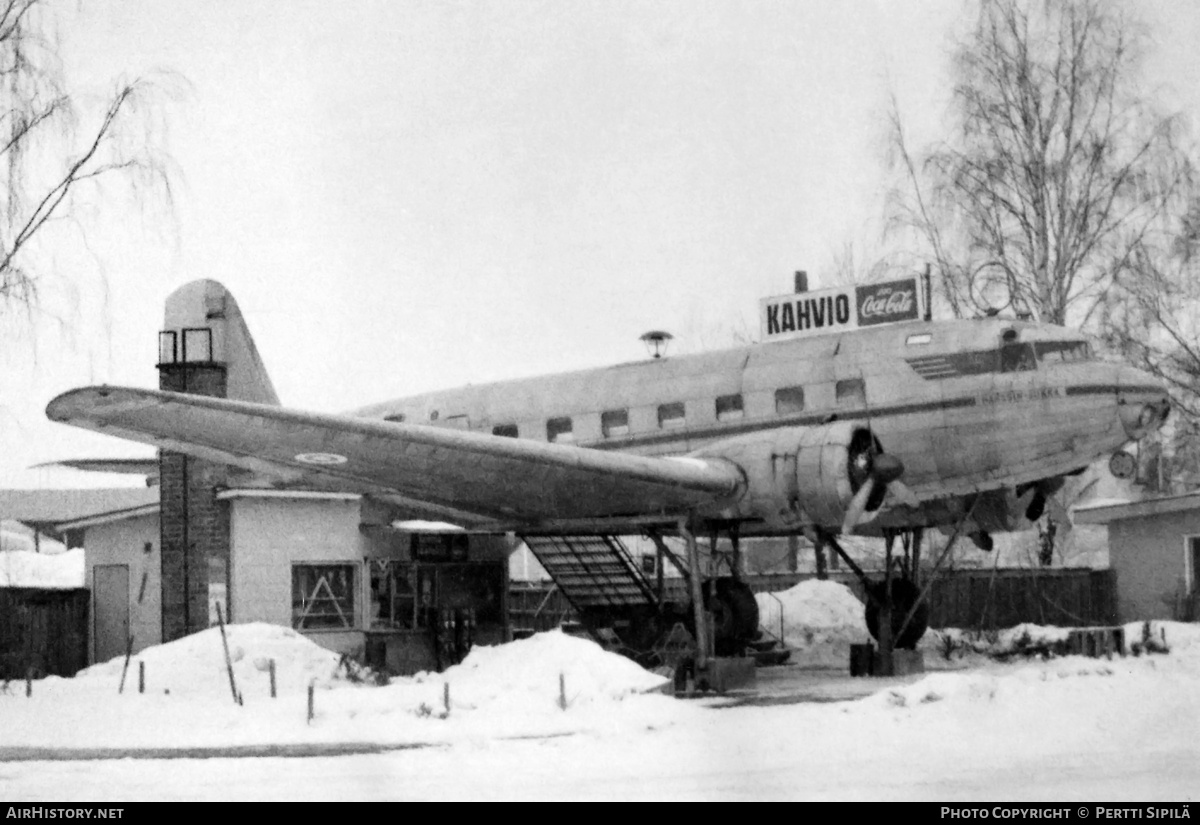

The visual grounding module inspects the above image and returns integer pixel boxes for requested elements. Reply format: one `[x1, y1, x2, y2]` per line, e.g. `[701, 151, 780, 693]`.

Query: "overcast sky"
[2, 0, 1199, 489]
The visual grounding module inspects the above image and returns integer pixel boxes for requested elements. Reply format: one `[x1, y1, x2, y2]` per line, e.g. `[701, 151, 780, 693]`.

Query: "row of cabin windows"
[488, 378, 867, 443]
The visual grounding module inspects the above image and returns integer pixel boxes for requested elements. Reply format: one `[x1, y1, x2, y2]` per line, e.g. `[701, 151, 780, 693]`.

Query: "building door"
[94, 565, 129, 664]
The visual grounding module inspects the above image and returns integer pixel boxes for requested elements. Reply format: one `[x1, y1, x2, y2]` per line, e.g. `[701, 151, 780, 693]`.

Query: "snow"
[0, 548, 84, 588]
[2, 608, 1200, 799]
[756, 579, 871, 666]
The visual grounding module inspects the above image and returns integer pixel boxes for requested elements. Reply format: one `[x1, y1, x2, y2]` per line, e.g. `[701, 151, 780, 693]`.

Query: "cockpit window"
[999, 342, 1037, 372]
[1034, 340, 1093, 363]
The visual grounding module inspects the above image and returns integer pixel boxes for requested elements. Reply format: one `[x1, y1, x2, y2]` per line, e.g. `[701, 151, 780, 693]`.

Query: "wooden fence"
[509, 568, 1118, 635]
[0, 587, 89, 680]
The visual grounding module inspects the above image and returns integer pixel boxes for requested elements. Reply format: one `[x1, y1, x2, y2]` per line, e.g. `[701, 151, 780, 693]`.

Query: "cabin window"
[906, 333, 932, 346]
[384, 412, 406, 423]
[1034, 340, 1092, 363]
[292, 564, 356, 630]
[492, 423, 518, 438]
[546, 416, 574, 443]
[715, 394, 744, 422]
[835, 378, 866, 406]
[999, 342, 1037, 372]
[601, 409, 629, 438]
[657, 402, 686, 428]
[774, 386, 806, 415]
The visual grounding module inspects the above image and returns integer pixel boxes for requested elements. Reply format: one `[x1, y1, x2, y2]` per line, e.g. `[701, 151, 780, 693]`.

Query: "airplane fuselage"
[356, 316, 1168, 535]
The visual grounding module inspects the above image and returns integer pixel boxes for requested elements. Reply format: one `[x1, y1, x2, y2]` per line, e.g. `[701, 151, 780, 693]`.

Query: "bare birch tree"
[887, 0, 1193, 325]
[0, 0, 180, 334]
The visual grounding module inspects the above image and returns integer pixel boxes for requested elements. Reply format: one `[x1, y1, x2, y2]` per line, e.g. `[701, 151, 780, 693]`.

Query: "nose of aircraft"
[1116, 365, 1171, 439]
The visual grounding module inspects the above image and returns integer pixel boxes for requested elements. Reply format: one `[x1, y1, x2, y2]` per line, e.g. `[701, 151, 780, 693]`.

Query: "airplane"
[45, 277, 1171, 679]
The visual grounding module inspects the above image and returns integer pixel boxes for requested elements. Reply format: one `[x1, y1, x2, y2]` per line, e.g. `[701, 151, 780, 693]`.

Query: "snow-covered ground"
[2, 583, 1199, 801]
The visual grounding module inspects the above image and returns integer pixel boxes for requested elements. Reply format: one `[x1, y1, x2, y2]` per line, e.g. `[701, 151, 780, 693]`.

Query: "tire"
[703, 578, 760, 655]
[865, 578, 929, 649]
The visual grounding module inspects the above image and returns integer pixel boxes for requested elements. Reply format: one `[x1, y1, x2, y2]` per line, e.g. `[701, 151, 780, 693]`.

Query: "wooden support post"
[443, 682, 450, 716]
[911, 528, 924, 589]
[729, 527, 742, 581]
[680, 519, 709, 670]
[307, 682, 315, 724]
[896, 500, 977, 645]
[25, 667, 32, 698]
[558, 672, 567, 711]
[269, 659, 277, 698]
[654, 533, 664, 606]
[139, 661, 145, 694]
[877, 533, 895, 677]
[650, 532, 690, 581]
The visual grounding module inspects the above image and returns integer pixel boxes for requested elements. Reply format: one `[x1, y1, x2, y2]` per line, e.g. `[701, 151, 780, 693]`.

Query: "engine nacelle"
[694, 421, 875, 530]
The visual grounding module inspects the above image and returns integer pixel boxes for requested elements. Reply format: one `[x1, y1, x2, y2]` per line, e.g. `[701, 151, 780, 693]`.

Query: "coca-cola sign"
[855, 278, 920, 326]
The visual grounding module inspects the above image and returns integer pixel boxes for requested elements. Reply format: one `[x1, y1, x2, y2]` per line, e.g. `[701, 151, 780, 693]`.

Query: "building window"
[546, 416, 574, 442]
[835, 378, 865, 406]
[715, 394, 744, 422]
[657, 402, 686, 428]
[775, 386, 806, 415]
[368, 560, 416, 630]
[492, 423, 518, 438]
[292, 564, 356, 630]
[601, 408, 629, 438]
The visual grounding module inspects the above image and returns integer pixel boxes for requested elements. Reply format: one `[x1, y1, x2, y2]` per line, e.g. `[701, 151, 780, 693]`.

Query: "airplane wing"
[46, 386, 744, 533]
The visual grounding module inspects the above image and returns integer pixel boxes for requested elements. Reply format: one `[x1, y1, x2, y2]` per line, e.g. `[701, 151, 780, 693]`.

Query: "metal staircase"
[519, 535, 657, 611]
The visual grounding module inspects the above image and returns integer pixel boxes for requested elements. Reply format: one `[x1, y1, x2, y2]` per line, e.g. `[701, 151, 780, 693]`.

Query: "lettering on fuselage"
[979, 386, 1065, 405]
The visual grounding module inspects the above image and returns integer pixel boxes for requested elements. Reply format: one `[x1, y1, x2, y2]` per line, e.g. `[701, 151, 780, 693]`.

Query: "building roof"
[1073, 492, 1200, 525]
[0, 488, 159, 532]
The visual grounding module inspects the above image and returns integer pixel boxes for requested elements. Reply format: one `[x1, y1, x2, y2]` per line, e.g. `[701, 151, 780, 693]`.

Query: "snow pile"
[1124, 620, 1200, 656]
[401, 629, 670, 713]
[756, 579, 870, 665]
[75, 622, 365, 696]
[922, 623, 1073, 660]
[0, 548, 84, 588]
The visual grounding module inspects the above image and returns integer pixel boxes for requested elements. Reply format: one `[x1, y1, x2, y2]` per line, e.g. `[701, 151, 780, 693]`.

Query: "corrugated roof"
[0, 488, 159, 527]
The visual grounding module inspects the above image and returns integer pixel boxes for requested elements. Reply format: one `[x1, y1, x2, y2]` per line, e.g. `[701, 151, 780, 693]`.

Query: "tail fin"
[161, 280, 280, 405]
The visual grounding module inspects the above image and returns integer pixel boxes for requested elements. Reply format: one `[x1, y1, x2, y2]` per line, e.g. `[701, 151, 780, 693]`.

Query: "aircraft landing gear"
[819, 507, 975, 675]
[865, 576, 928, 650]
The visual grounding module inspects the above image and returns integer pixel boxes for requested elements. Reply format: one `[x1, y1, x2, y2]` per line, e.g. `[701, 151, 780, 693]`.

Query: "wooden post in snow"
[215, 603, 240, 706]
[118, 635, 134, 694]
[269, 659, 276, 699]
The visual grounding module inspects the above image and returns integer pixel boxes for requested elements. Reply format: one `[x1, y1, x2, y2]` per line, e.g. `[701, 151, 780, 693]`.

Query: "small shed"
[1074, 493, 1200, 621]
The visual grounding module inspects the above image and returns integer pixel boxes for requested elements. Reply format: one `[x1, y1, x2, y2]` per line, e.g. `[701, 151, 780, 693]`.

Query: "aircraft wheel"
[703, 578, 760, 654]
[865, 578, 929, 649]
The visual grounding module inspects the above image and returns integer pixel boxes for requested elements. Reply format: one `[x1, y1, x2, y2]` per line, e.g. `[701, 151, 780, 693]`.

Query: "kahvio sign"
[760, 277, 925, 342]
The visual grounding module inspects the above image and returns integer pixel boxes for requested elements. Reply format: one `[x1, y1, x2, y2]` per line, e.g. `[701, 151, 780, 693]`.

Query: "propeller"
[841, 435, 918, 534]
